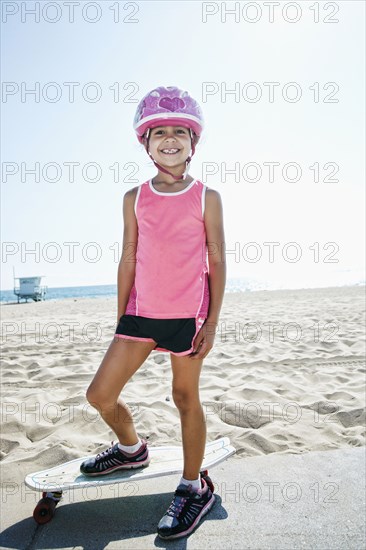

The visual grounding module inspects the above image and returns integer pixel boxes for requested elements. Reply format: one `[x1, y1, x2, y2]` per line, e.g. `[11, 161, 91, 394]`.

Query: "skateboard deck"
[25, 436, 235, 492]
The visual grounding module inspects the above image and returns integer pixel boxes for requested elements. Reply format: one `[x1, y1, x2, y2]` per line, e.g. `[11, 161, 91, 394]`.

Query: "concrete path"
[1, 446, 365, 549]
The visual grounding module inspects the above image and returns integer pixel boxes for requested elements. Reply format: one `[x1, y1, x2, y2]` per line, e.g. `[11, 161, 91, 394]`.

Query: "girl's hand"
[189, 321, 218, 360]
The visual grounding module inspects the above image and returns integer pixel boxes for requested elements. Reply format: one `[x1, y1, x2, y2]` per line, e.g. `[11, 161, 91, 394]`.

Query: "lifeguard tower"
[13, 276, 48, 303]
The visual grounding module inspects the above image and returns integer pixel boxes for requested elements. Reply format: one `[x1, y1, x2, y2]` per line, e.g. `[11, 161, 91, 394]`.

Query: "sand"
[1, 284, 365, 489]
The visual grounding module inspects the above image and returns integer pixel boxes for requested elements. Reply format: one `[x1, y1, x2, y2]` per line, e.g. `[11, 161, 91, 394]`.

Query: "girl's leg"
[86, 337, 157, 445]
[170, 354, 206, 480]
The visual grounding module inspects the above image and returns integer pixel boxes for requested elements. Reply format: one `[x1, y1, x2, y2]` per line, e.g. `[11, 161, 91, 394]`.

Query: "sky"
[1, 0, 365, 290]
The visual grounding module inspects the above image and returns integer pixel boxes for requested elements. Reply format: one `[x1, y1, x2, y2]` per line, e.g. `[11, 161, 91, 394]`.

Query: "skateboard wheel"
[33, 497, 57, 524]
[200, 470, 214, 493]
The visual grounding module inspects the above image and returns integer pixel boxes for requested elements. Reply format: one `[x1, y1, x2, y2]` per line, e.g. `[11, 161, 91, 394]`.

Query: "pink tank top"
[125, 178, 210, 319]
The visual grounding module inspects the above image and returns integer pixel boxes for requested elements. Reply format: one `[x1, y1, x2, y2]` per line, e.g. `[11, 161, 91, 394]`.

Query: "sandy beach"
[1, 284, 365, 477]
[0, 285, 365, 547]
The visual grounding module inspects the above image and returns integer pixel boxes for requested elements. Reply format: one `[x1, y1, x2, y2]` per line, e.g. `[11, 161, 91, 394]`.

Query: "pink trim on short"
[114, 334, 156, 344]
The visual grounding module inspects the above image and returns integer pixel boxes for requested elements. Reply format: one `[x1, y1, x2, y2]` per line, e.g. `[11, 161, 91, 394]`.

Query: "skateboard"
[25, 436, 236, 524]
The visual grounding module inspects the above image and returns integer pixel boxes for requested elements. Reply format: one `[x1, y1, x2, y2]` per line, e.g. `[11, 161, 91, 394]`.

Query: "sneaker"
[80, 439, 150, 476]
[157, 477, 215, 540]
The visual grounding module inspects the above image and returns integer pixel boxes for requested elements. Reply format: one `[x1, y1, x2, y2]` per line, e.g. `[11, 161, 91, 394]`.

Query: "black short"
[114, 314, 206, 356]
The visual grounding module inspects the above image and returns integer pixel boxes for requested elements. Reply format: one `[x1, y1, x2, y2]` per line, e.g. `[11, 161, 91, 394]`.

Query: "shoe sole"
[80, 457, 151, 477]
[157, 493, 216, 540]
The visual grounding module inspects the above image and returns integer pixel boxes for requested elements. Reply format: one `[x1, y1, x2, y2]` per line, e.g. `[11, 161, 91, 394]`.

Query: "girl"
[80, 86, 226, 540]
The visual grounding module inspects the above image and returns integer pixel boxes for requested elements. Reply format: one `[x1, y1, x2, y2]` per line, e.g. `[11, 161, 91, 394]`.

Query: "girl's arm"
[117, 188, 138, 323]
[204, 189, 226, 326]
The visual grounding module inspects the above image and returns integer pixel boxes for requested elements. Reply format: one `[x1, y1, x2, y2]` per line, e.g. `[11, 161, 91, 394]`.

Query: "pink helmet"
[133, 86, 204, 143]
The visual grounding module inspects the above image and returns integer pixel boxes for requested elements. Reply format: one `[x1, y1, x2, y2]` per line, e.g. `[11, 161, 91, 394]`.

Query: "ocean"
[1, 277, 364, 303]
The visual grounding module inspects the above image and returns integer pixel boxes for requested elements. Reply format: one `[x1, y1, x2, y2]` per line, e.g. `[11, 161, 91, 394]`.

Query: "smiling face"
[146, 125, 192, 168]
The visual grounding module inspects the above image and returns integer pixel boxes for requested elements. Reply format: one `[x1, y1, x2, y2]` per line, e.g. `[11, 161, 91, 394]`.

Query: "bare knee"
[172, 387, 201, 413]
[86, 383, 116, 411]
[86, 384, 102, 409]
